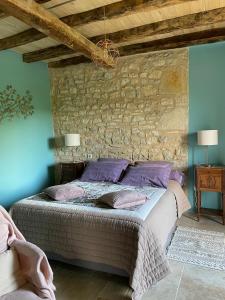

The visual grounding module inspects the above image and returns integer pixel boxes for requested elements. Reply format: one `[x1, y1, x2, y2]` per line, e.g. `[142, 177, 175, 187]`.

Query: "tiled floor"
[51, 212, 225, 300]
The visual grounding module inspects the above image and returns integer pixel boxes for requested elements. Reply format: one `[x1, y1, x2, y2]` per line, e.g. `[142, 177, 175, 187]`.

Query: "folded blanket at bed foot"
[0, 205, 56, 300]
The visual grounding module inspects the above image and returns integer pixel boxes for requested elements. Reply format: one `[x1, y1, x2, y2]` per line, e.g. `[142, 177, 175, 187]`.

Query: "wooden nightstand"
[195, 166, 225, 225]
[59, 162, 85, 184]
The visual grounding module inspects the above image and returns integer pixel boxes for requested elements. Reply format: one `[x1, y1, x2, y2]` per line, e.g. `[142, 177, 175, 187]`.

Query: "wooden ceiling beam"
[0, 0, 114, 67]
[24, 7, 225, 63]
[0, 0, 195, 50]
[48, 28, 225, 68]
[35, 0, 51, 3]
[0, 0, 50, 19]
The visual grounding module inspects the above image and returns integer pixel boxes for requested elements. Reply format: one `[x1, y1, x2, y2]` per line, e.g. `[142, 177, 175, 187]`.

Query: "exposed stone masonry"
[50, 48, 188, 169]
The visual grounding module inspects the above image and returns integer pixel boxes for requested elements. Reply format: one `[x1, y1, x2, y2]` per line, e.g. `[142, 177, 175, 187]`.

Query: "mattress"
[12, 180, 166, 221]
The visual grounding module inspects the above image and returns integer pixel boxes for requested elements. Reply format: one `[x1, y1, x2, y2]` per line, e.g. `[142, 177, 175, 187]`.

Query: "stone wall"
[50, 48, 188, 169]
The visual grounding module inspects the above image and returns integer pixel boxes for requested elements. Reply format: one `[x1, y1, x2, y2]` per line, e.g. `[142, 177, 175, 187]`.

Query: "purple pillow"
[80, 161, 125, 183]
[44, 184, 85, 201]
[170, 170, 185, 186]
[120, 165, 172, 188]
[97, 190, 147, 208]
[135, 160, 172, 168]
[98, 158, 129, 170]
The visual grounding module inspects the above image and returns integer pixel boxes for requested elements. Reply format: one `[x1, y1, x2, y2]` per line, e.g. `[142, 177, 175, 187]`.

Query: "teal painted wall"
[0, 51, 54, 209]
[189, 42, 225, 209]
[2, 45, 225, 210]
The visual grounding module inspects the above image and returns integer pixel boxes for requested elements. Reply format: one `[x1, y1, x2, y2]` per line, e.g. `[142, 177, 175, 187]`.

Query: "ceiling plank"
[0, 0, 114, 67]
[24, 7, 225, 63]
[49, 56, 90, 68]
[24, 45, 75, 62]
[48, 28, 225, 68]
[0, 0, 50, 19]
[118, 29, 225, 55]
[0, 0, 195, 50]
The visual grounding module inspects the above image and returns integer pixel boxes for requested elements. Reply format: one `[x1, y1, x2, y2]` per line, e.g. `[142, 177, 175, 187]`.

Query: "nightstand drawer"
[196, 168, 223, 175]
[196, 167, 224, 192]
[197, 173, 222, 191]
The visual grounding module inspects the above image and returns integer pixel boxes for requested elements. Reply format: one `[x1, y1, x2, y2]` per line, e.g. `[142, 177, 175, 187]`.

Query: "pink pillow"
[97, 190, 147, 209]
[44, 184, 85, 201]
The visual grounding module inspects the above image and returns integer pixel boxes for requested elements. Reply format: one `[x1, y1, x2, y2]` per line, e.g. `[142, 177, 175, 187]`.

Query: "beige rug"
[167, 226, 225, 270]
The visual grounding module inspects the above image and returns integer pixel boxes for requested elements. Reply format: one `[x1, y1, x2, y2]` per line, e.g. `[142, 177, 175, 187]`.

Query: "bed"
[10, 177, 190, 300]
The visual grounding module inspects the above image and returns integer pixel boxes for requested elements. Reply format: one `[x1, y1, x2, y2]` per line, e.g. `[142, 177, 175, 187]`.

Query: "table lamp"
[197, 130, 218, 166]
[64, 134, 80, 147]
[64, 134, 80, 162]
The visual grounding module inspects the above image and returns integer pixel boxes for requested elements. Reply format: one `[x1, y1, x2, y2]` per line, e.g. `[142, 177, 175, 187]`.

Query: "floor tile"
[176, 263, 225, 300]
[142, 260, 184, 300]
[52, 262, 108, 300]
[177, 212, 225, 233]
[97, 278, 132, 300]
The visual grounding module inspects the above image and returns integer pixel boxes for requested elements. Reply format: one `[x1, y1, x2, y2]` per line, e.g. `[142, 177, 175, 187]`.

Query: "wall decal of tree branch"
[0, 85, 34, 123]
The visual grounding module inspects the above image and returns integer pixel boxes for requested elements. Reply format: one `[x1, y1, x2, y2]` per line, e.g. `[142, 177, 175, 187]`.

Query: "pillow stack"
[80, 158, 129, 183]
[120, 161, 172, 188]
[98, 158, 129, 170]
[79, 158, 185, 188]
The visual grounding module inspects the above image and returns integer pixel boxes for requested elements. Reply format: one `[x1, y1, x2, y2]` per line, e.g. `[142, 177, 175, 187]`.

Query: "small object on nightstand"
[195, 165, 225, 225]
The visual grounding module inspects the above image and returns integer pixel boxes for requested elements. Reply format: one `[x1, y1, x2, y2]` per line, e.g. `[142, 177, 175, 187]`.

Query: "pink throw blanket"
[0, 206, 55, 300]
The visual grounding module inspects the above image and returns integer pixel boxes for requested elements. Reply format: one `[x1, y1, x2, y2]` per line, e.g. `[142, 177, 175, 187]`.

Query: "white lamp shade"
[64, 134, 80, 147]
[197, 130, 218, 146]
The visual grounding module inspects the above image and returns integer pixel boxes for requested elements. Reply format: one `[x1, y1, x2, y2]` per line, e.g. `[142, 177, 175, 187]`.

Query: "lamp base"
[199, 164, 211, 167]
[198, 164, 217, 168]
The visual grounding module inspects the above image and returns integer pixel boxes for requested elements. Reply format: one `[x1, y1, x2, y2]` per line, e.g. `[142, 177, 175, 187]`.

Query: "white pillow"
[0, 249, 27, 296]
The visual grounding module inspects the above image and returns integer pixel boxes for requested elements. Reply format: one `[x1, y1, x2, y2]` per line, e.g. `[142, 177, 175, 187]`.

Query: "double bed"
[10, 174, 190, 300]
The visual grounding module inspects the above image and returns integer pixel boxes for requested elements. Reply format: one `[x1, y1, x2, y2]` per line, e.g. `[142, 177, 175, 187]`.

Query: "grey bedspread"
[10, 181, 189, 300]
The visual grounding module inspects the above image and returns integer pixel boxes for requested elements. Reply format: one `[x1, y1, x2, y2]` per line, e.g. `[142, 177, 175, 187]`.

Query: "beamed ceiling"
[1, 0, 225, 68]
